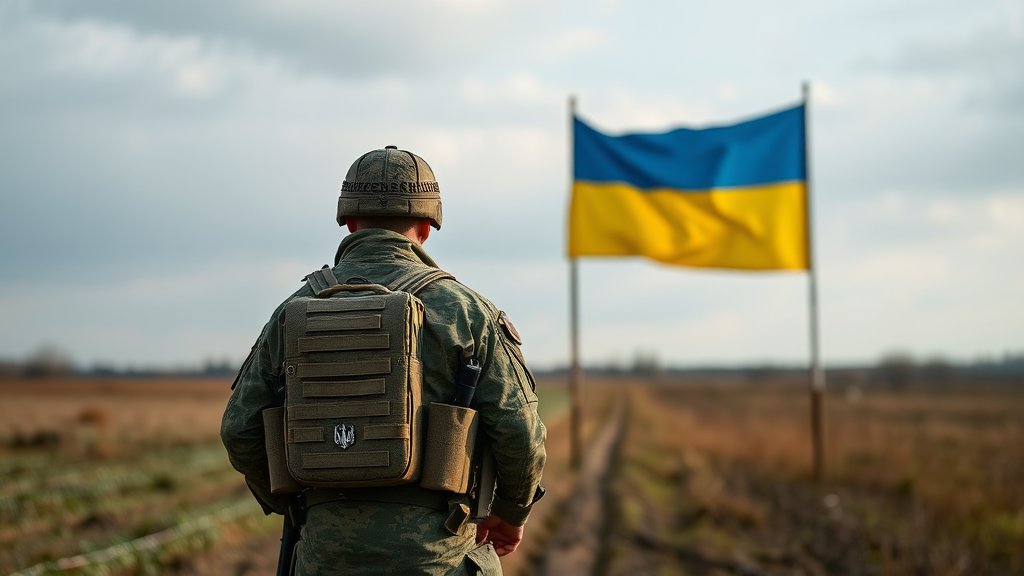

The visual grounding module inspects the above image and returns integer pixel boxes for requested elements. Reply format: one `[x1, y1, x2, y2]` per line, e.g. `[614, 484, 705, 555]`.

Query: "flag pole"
[568, 95, 583, 470]
[570, 259, 582, 470]
[803, 81, 826, 482]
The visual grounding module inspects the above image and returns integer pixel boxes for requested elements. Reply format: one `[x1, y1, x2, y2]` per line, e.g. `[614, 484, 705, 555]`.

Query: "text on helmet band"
[341, 181, 440, 194]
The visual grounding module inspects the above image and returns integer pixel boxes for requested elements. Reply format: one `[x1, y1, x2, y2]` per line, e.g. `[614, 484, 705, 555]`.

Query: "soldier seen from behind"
[221, 146, 547, 575]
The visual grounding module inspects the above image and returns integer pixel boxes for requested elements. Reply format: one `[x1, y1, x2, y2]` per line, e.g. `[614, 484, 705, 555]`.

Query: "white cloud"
[536, 28, 610, 63]
[46, 20, 143, 75]
[926, 200, 960, 225]
[882, 192, 905, 214]
[578, 89, 711, 132]
[1002, 0, 1024, 34]
[987, 194, 1024, 229]
[811, 82, 843, 107]
[172, 59, 222, 97]
[459, 73, 561, 107]
[717, 83, 739, 102]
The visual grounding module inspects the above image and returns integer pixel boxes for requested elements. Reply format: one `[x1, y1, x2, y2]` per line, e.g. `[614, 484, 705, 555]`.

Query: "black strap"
[303, 485, 448, 512]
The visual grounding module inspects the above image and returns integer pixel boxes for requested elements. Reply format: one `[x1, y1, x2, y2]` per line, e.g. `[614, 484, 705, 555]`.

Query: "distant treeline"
[1, 346, 1022, 386]
[541, 352, 1024, 387]
[0, 363, 239, 379]
[0, 345, 238, 379]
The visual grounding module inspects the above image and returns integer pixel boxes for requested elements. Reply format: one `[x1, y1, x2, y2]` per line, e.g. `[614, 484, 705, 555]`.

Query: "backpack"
[280, 266, 453, 488]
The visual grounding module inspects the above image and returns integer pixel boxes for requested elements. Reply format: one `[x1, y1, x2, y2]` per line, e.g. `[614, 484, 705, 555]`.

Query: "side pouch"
[420, 402, 479, 493]
[263, 407, 302, 494]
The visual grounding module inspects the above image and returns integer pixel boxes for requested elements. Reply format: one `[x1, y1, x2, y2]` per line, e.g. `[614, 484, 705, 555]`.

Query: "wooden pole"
[568, 96, 583, 470]
[803, 81, 826, 482]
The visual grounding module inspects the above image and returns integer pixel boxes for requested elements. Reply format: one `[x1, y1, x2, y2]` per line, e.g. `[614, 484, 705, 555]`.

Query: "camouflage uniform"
[221, 228, 547, 575]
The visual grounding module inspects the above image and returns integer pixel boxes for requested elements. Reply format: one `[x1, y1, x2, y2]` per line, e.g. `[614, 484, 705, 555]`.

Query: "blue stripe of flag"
[574, 104, 806, 190]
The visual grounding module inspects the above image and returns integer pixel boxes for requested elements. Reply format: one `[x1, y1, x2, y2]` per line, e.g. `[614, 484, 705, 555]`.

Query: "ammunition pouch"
[264, 407, 302, 494]
[420, 402, 479, 493]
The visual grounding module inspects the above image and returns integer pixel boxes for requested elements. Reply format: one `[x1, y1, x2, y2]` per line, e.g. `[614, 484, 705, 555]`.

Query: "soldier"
[221, 146, 546, 575]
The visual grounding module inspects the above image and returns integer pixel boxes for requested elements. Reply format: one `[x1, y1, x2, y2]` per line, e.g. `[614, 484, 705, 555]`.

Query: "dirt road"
[536, 399, 624, 576]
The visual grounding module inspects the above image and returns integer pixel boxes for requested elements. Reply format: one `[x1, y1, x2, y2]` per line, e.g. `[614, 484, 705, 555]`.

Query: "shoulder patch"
[498, 311, 522, 345]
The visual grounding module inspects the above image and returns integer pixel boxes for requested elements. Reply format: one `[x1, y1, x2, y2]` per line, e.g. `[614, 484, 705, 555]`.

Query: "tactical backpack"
[272, 265, 454, 489]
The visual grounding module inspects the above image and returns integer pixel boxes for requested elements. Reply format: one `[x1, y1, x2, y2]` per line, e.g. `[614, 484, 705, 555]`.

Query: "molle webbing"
[301, 379, 387, 397]
[296, 359, 391, 378]
[307, 315, 382, 332]
[289, 427, 325, 443]
[298, 334, 390, 353]
[288, 400, 391, 420]
[308, 298, 385, 313]
[303, 451, 389, 469]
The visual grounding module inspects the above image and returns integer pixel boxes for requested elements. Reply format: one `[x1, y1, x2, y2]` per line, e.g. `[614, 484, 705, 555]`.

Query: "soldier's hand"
[475, 514, 524, 557]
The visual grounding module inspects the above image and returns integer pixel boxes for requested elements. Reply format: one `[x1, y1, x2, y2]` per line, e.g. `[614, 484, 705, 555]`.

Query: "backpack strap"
[306, 264, 452, 295]
[304, 266, 339, 294]
[388, 267, 456, 295]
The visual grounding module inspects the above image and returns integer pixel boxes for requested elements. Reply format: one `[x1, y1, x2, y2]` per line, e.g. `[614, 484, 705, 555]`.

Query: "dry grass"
[0, 376, 577, 576]
[0, 377, 259, 575]
[10, 375, 1018, 574]
[598, 377, 1024, 575]
[642, 380, 1024, 527]
[0, 378, 233, 456]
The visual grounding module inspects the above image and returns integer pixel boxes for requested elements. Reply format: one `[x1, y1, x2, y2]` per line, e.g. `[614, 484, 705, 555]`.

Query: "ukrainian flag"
[569, 104, 809, 271]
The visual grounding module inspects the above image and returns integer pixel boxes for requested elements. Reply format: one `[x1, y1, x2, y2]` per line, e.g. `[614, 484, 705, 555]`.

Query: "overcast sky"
[1, 0, 1021, 370]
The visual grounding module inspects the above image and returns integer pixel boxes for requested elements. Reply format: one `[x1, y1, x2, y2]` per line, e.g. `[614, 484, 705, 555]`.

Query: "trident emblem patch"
[334, 424, 355, 450]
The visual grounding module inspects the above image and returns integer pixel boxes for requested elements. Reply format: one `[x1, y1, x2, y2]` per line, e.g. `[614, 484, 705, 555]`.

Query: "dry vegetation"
[0, 377, 575, 576]
[0, 379, 233, 454]
[2, 376, 1021, 576]
[598, 378, 1024, 576]
[0, 378, 279, 576]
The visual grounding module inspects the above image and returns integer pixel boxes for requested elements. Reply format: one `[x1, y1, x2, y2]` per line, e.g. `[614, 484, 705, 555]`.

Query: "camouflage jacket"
[221, 229, 546, 574]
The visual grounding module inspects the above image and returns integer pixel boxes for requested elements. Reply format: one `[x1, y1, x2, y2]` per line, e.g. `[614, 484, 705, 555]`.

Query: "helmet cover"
[337, 146, 442, 229]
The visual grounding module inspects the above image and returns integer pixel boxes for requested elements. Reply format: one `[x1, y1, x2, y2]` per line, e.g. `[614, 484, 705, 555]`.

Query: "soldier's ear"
[415, 219, 431, 245]
[346, 219, 360, 234]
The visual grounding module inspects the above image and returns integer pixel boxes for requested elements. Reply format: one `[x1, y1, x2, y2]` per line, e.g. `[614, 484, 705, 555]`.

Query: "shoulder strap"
[304, 266, 339, 294]
[388, 267, 456, 295]
[307, 264, 452, 295]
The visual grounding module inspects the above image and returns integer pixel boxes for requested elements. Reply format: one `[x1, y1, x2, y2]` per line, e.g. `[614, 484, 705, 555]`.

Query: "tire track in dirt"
[536, 397, 625, 576]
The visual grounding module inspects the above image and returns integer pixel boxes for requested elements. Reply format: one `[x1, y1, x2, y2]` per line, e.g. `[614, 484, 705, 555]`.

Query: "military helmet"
[337, 146, 442, 229]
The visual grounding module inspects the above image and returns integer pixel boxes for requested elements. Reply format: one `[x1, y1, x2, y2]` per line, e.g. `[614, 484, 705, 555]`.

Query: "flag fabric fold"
[569, 104, 809, 270]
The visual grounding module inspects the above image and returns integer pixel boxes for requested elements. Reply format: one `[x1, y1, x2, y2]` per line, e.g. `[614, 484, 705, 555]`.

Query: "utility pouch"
[263, 407, 301, 494]
[420, 402, 479, 493]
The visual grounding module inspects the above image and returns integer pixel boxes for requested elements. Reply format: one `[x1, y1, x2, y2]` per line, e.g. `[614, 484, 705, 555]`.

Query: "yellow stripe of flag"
[569, 181, 808, 270]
